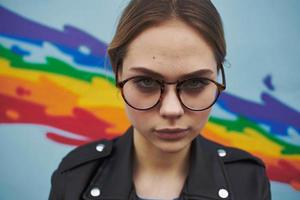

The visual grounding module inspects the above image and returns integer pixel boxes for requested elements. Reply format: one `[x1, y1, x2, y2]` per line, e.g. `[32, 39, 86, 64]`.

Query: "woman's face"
[120, 19, 217, 153]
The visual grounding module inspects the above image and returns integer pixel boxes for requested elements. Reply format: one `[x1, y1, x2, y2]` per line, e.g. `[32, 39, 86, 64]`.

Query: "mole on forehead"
[150, 54, 181, 61]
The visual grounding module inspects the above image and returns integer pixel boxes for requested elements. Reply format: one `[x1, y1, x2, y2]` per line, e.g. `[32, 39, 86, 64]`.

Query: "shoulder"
[49, 127, 134, 199]
[49, 138, 117, 199]
[56, 139, 115, 173]
[55, 126, 135, 173]
[199, 135, 265, 167]
[199, 136, 271, 199]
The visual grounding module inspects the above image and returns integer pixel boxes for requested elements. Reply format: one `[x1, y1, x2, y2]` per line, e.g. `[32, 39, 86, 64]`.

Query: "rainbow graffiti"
[0, 6, 299, 191]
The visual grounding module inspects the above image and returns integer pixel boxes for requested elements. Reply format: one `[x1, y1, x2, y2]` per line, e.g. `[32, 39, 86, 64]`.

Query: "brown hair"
[108, 0, 226, 80]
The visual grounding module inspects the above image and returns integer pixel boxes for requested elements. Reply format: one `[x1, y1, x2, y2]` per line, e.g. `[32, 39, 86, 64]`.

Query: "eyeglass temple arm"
[115, 64, 120, 86]
[220, 64, 226, 90]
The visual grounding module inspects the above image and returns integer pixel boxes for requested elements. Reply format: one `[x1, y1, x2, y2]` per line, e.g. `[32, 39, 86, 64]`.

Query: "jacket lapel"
[183, 135, 231, 199]
[83, 127, 135, 199]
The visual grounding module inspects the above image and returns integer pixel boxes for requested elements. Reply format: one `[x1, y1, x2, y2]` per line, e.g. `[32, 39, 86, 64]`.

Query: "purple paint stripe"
[218, 92, 300, 131]
[0, 6, 107, 57]
[263, 75, 275, 91]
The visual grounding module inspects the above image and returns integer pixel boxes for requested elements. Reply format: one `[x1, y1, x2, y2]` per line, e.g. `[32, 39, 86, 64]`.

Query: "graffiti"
[0, 6, 299, 191]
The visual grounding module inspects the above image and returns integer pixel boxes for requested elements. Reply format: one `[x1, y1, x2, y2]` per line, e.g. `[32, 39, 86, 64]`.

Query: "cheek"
[124, 105, 136, 124]
[124, 105, 150, 129]
[190, 108, 212, 130]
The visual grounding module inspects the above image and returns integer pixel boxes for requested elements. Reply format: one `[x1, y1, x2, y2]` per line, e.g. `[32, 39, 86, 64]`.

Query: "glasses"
[116, 66, 226, 111]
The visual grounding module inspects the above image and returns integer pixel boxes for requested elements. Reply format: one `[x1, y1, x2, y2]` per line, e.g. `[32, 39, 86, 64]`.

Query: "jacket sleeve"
[262, 168, 271, 200]
[49, 169, 65, 200]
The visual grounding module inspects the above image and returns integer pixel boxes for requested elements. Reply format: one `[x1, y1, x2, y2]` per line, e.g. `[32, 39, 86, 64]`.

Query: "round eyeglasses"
[116, 66, 226, 111]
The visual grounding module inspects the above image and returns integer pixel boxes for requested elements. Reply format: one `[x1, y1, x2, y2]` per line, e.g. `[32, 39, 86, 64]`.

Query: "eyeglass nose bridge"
[159, 79, 180, 92]
[158, 80, 184, 106]
[160, 80, 181, 91]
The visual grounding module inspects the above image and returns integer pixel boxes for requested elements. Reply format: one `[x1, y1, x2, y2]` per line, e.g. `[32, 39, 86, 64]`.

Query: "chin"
[153, 140, 191, 154]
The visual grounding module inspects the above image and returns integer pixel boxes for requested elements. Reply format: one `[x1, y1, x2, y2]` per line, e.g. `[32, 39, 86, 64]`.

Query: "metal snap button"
[90, 187, 101, 197]
[96, 144, 105, 152]
[217, 149, 227, 157]
[218, 188, 229, 198]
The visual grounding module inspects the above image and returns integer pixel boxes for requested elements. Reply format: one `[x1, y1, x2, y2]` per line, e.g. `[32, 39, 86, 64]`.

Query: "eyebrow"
[129, 66, 214, 80]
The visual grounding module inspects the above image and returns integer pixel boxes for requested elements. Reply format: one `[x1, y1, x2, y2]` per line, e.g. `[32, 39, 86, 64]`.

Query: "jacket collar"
[83, 126, 230, 200]
[183, 134, 230, 199]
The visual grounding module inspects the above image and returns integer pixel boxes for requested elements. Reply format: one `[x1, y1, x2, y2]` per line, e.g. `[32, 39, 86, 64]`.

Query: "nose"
[159, 85, 184, 119]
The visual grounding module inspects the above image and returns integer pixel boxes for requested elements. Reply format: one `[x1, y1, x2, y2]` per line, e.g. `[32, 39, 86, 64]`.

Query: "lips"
[154, 127, 189, 140]
[155, 128, 189, 133]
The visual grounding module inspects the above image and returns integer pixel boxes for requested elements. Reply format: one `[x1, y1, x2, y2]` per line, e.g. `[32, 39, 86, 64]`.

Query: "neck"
[133, 129, 190, 176]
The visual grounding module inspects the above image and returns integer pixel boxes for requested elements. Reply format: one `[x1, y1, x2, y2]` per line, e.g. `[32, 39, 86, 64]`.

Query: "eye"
[180, 78, 210, 90]
[132, 77, 160, 91]
[135, 77, 155, 86]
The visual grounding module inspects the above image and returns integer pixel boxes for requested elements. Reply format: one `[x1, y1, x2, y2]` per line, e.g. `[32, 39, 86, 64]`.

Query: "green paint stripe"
[0, 44, 115, 84]
[209, 116, 300, 155]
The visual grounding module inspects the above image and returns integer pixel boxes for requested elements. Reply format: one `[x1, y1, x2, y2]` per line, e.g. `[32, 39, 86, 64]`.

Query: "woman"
[49, 0, 271, 199]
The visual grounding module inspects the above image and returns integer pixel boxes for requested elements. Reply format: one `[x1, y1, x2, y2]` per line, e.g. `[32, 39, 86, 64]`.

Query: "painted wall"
[0, 0, 299, 199]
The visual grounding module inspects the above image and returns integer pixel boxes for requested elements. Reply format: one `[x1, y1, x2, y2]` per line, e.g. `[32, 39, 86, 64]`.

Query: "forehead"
[122, 19, 217, 79]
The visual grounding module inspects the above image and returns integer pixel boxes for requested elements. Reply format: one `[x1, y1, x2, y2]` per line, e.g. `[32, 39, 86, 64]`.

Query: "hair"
[108, 0, 226, 81]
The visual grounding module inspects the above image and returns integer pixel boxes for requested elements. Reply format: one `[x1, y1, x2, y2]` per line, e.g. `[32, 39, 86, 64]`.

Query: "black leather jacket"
[49, 126, 271, 200]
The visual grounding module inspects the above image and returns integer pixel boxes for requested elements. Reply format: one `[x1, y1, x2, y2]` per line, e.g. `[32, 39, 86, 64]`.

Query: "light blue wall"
[0, 1, 299, 199]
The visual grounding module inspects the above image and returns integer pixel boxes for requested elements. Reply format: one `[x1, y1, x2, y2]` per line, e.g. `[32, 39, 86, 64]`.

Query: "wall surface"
[0, 0, 299, 199]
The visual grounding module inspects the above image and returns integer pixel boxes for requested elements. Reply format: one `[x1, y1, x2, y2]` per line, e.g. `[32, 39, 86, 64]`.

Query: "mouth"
[154, 127, 190, 140]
